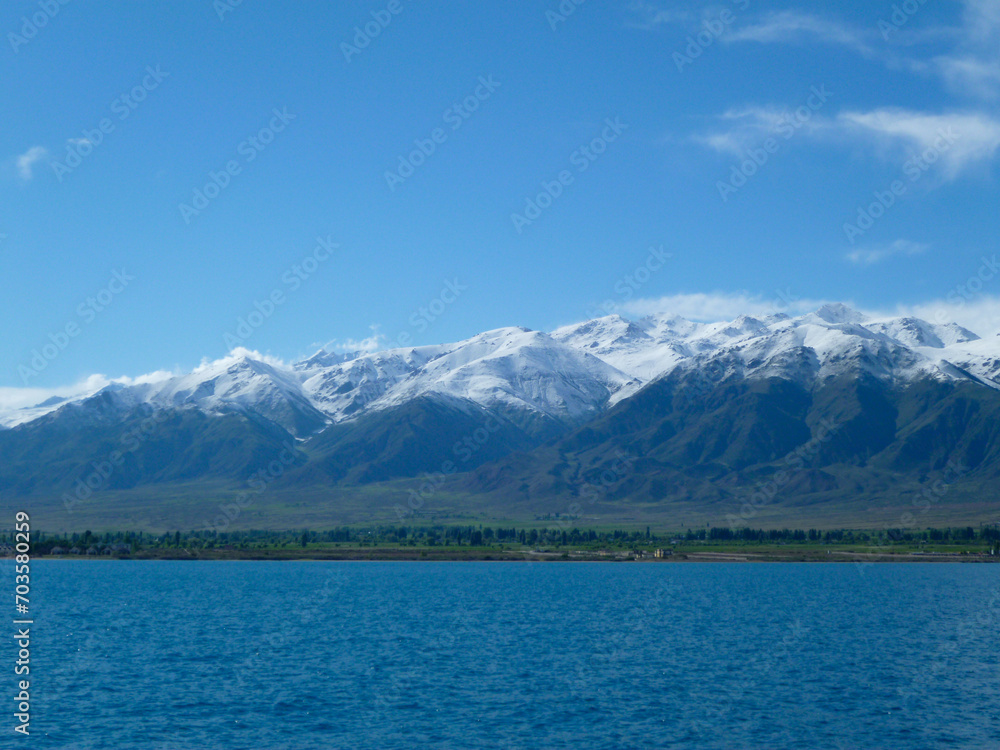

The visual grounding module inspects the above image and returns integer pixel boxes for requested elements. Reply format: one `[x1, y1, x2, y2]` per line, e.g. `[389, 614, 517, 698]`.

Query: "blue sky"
[2, 0, 999, 402]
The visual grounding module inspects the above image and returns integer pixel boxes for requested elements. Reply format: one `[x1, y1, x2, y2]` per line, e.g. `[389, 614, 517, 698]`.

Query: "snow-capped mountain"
[550, 314, 696, 383]
[4, 303, 999, 434]
[7, 304, 1000, 437]
[553, 303, 992, 388]
[1, 326, 637, 435]
[7, 302, 1000, 527]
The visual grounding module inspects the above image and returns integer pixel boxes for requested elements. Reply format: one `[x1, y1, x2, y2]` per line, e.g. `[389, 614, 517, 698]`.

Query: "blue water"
[13, 561, 1000, 749]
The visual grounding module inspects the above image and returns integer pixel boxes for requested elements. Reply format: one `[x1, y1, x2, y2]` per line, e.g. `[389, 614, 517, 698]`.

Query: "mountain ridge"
[3, 304, 993, 431]
[4, 303, 1000, 530]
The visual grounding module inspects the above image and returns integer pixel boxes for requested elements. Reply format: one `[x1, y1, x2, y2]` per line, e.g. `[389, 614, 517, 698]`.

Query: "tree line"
[3, 523, 999, 555]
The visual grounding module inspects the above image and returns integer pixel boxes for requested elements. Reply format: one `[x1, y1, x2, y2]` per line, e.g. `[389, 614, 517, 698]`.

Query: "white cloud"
[846, 239, 929, 266]
[622, 291, 835, 321]
[932, 0, 1000, 99]
[688, 1, 1000, 181]
[16, 146, 48, 180]
[694, 104, 828, 155]
[695, 132, 747, 157]
[725, 10, 874, 54]
[323, 334, 384, 354]
[320, 324, 385, 354]
[0, 376, 106, 413]
[935, 56, 1000, 100]
[624, 1, 694, 30]
[685, 1, 1000, 104]
[0, 370, 174, 417]
[113, 370, 176, 386]
[694, 106, 1000, 179]
[192, 347, 289, 373]
[959, 0, 1000, 45]
[891, 295, 1000, 338]
[837, 108, 1000, 178]
[620, 289, 1000, 340]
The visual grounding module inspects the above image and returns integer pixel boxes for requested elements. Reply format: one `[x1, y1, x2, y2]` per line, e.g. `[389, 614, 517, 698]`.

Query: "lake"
[17, 561, 1000, 748]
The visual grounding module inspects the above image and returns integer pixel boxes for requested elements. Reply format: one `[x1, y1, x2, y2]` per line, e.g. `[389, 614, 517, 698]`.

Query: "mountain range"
[4, 303, 1000, 531]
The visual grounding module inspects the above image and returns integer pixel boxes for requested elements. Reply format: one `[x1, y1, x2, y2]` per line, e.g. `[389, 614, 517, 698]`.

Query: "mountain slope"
[0, 402, 303, 497]
[450, 370, 1000, 522]
[284, 394, 539, 486]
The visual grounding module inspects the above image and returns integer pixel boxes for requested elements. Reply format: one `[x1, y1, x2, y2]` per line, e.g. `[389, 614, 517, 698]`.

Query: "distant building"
[654, 548, 672, 558]
[50, 547, 66, 555]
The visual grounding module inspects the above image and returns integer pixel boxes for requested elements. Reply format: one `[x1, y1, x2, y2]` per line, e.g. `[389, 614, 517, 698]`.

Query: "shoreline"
[15, 549, 1000, 563]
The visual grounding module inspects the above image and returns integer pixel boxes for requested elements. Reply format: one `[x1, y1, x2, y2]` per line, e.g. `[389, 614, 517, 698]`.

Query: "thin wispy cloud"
[0, 374, 109, 413]
[624, 1, 694, 31]
[725, 10, 874, 55]
[717, 1, 1000, 103]
[193, 347, 290, 373]
[845, 239, 929, 266]
[683, 0, 1000, 174]
[623, 290, 1000, 338]
[693, 104, 829, 156]
[622, 291, 834, 321]
[894, 294, 1000, 338]
[16, 146, 48, 180]
[960, 0, 1000, 45]
[932, 0, 1000, 99]
[327, 335, 384, 354]
[0, 370, 174, 415]
[321, 325, 385, 354]
[694, 106, 1000, 180]
[838, 108, 1000, 179]
[935, 56, 1000, 100]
